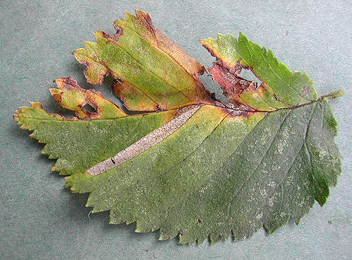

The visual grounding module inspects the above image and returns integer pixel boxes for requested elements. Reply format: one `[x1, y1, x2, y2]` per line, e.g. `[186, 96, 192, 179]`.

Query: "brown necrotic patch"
[208, 63, 257, 102]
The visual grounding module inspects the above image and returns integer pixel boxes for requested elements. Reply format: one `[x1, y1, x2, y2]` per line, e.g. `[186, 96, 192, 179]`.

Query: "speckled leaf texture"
[14, 10, 343, 245]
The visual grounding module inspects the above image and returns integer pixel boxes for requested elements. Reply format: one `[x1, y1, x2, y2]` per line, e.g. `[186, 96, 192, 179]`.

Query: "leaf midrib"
[21, 95, 328, 124]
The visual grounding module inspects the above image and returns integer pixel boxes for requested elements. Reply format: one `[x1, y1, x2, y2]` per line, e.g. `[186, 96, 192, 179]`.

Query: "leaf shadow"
[60, 187, 180, 246]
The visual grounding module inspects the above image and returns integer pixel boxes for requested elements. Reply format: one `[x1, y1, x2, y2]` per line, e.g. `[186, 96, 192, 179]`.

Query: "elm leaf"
[14, 10, 343, 245]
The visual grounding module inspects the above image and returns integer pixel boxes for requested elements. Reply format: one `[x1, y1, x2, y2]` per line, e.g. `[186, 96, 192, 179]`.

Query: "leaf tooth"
[85, 196, 94, 208]
[109, 213, 124, 225]
[217, 32, 224, 39]
[64, 176, 73, 187]
[293, 215, 304, 225]
[209, 232, 225, 245]
[51, 165, 57, 172]
[158, 233, 170, 241]
[47, 154, 57, 160]
[135, 221, 153, 233]
[178, 233, 195, 245]
[196, 234, 208, 245]
[151, 226, 159, 232]
[91, 207, 105, 214]
[19, 123, 28, 130]
[29, 130, 38, 139]
[67, 185, 79, 193]
[13, 110, 21, 122]
[123, 12, 135, 21]
[158, 227, 178, 241]
[41, 144, 50, 155]
[40, 148, 49, 156]
[125, 219, 136, 225]
[134, 228, 145, 233]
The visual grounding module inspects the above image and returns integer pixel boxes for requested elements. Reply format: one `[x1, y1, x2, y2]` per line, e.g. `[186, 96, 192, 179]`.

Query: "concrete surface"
[1, 0, 351, 259]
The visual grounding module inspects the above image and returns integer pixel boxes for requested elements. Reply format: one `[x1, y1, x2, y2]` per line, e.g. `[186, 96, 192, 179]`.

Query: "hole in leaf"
[82, 103, 96, 113]
[237, 69, 262, 86]
[199, 73, 228, 103]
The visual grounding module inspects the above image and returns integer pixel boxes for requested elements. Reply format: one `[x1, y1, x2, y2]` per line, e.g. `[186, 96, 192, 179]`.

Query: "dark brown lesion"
[208, 62, 257, 104]
[100, 30, 122, 44]
[114, 26, 123, 39]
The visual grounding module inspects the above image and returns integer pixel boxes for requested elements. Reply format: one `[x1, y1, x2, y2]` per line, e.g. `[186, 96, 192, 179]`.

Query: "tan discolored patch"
[86, 105, 202, 176]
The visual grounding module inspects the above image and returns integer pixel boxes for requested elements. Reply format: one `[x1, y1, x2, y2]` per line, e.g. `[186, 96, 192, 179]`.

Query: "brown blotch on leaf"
[209, 62, 256, 103]
[114, 26, 123, 39]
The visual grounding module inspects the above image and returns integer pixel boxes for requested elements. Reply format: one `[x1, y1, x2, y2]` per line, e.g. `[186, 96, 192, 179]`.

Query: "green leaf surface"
[14, 10, 342, 245]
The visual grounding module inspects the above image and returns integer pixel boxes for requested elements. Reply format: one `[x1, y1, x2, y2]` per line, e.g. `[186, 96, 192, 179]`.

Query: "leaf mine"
[86, 105, 202, 175]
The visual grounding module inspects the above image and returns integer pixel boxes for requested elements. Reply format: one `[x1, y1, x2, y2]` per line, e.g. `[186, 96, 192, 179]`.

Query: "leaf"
[14, 10, 343, 245]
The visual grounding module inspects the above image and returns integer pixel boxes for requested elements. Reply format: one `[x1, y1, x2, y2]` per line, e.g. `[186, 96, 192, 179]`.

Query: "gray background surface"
[1, 1, 351, 259]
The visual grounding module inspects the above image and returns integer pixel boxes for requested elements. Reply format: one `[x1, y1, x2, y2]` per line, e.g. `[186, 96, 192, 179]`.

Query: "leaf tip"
[323, 90, 344, 101]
